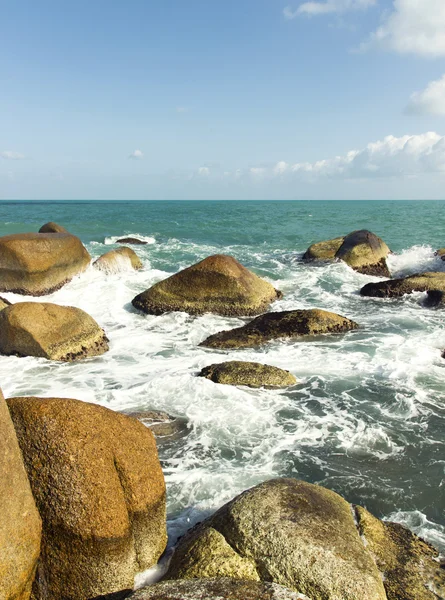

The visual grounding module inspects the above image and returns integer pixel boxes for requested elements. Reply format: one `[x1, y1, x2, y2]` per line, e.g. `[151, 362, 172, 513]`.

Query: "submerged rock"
[0, 302, 109, 361]
[38, 221, 69, 233]
[94, 247, 143, 273]
[132, 254, 282, 317]
[200, 309, 358, 349]
[303, 236, 344, 260]
[0, 295, 11, 311]
[131, 578, 307, 599]
[424, 289, 445, 307]
[0, 389, 41, 600]
[7, 396, 167, 600]
[199, 361, 297, 388]
[127, 410, 188, 441]
[361, 272, 445, 298]
[0, 232, 90, 295]
[117, 237, 148, 245]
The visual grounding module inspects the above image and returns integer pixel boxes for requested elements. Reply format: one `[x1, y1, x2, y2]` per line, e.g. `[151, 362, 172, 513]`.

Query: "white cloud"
[1, 151, 25, 160]
[284, 0, 375, 18]
[365, 0, 445, 57]
[198, 166, 210, 176]
[406, 75, 445, 115]
[129, 149, 144, 159]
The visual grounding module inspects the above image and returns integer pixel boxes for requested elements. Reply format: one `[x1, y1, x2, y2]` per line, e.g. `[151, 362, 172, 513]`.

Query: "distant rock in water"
[39, 221, 69, 233]
[200, 309, 358, 349]
[0, 302, 109, 361]
[117, 237, 148, 245]
[94, 247, 142, 273]
[199, 361, 297, 388]
[304, 229, 390, 277]
[126, 410, 188, 441]
[132, 254, 282, 317]
[361, 272, 445, 298]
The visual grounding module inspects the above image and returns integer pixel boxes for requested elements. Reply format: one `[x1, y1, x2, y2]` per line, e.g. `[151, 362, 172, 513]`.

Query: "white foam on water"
[388, 244, 445, 278]
[385, 510, 445, 553]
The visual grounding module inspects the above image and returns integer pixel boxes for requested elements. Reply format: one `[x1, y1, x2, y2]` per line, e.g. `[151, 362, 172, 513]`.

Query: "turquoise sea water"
[0, 200, 444, 563]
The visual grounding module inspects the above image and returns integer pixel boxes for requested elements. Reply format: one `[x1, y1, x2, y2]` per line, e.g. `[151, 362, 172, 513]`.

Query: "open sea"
[1, 199, 444, 576]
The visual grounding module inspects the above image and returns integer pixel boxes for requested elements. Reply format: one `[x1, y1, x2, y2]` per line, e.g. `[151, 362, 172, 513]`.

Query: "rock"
[0, 232, 91, 295]
[132, 255, 282, 317]
[38, 222, 69, 234]
[199, 361, 297, 388]
[6, 396, 167, 600]
[0, 389, 41, 600]
[94, 247, 143, 273]
[435, 248, 445, 260]
[200, 309, 358, 349]
[0, 295, 11, 311]
[117, 237, 148, 245]
[131, 578, 307, 599]
[127, 411, 188, 441]
[165, 478, 387, 600]
[303, 236, 344, 260]
[424, 289, 445, 307]
[360, 272, 445, 298]
[355, 506, 445, 600]
[0, 302, 109, 361]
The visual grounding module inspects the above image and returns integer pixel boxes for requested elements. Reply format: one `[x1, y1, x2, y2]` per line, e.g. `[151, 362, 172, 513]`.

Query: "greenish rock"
[435, 248, 445, 260]
[199, 361, 297, 388]
[94, 247, 143, 273]
[200, 309, 358, 349]
[303, 236, 344, 260]
[361, 272, 445, 298]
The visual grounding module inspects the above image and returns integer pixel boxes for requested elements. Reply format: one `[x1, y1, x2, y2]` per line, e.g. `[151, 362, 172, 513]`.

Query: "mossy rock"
[361, 272, 445, 298]
[94, 247, 142, 273]
[303, 236, 344, 260]
[38, 222, 69, 234]
[200, 309, 358, 349]
[132, 255, 282, 317]
[117, 237, 148, 245]
[199, 361, 297, 388]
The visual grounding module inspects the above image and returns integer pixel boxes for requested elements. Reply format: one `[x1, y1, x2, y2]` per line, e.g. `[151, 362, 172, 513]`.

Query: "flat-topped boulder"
[0, 232, 90, 295]
[199, 361, 297, 388]
[303, 236, 344, 260]
[0, 389, 41, 600]
[117, 237, 148, 245]
[0, 302, 109, 361]
[94, 247, 142, 273]
[39, 222, 69, 234]
[361, 272, 445, 298]
[200, 309, 358, 349]
[7, 396, 167, 600]
[132, 255, 282, 317]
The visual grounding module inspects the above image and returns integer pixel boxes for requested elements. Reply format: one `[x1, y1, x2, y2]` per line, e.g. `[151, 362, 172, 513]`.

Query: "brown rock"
[199, 361, 297, 388]
[0, 389, 41, 600]
[7, 396, 167, 600]
[0, 295, 11, 311]
[0, 302, 109, 361]
[94, 247, 143, 273]
[435, 248, 445, 260]
[335, 230, 390, 277]
[38, 222, 69, 234]
[361, 272, 445, 298]
[0, 232, 91, 295]
[117, 237, 148, 245]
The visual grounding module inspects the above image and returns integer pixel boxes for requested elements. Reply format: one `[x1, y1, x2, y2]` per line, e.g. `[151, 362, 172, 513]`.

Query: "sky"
[1, 0, 445, 200]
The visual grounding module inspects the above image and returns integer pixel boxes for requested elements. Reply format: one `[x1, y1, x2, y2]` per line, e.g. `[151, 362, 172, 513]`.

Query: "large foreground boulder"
[200, 309, 358, 349]
[132, 255, 282, 317]
[0, 390, 41, 600]
[38, 222, 69, 234]
[7, 397, 167, 600]
[360, 272, 445, 298]
[199, 361, 297, 388]
[0, 232, 90, 295]
[94, 247, 143, 273]
[131, 579, 306, 599]
[0, 302, 109, 361]
[165, 479, 387, 600]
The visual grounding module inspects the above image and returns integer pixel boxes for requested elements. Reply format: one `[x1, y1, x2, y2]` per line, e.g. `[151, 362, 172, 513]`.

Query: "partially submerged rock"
[200, 309, 358, 349]
[0, 389, 41, 600]
[39, 222, 69, 234]
[132, 255, 282, 317]
[127, 410, 188, 441]
[303, 236, 344, 260]
[424, 289, 445, 308]
[94, 247, 142, 273]
[0, 232, 90, 295]
[0, 302, 109, 361]
[0, 295, 11, 311]
[117, 237, 148, 245]
[7, 396, 167, 600]
[435, 248, 445, 260]
[361, 272, 445, 298]
[199, 361, 297, 388]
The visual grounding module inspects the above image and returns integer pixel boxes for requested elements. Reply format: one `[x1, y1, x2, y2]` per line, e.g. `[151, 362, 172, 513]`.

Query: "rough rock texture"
[94, 247, 143, 273]
[361, 272, 445, 298]
[0, 302, 109, 361]
[0, 232, 91, 295]
[131, 578, 308, 600]
[132, 255, 282, 317]
[0, 295, 11, 311]
[355, 506, 445, 600]
[0, 389, 41, 600]
[7, 396, 167, 600]
[200, 309, 358, 349]
[38, 222, 69, 234]
[303, 236, 345, 260]
[199, 361, 297, 388]
[117, 237, 148, 245]
[424, 289, 445, 308]
[127, 410, 189, 441]
[435, 248, 445, 260]
[165, 478, 387, 600]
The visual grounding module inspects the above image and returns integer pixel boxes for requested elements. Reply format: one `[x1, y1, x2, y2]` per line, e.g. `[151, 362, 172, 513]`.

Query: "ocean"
[0, 199, 444, 567]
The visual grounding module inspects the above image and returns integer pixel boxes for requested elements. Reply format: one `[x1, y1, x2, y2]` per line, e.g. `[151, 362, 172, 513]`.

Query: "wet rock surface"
[361, 272, 445, 298]
[199, 361, 297, 388]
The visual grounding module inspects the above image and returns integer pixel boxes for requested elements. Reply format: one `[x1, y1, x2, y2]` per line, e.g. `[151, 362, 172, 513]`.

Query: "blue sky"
[1, 0, 445, 200]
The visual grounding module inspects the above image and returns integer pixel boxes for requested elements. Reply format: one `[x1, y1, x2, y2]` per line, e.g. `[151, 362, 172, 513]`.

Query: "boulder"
[6, 396, 167, 600]
[199, 361, 297, 388]
[360, 272, 445, 298]
[435, 248, 445, 260]
[424, 289, 445, 308]
[165, 478, 387, 600]
[200, 309, 358, 349]
[117, 237, 148, 245]
[303, 236, 344, 260]
[0, 232, 91, 295]
[127, 410, 188, 441]
[0, 302, 109, 361]
[0, 389, 41, 600]
[0, 295, 11, 311]
[94, 247, 143, 273]
[132, 255, 282, 317]
[131, 579, 307, 600]
[38, 222, 69, 234]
